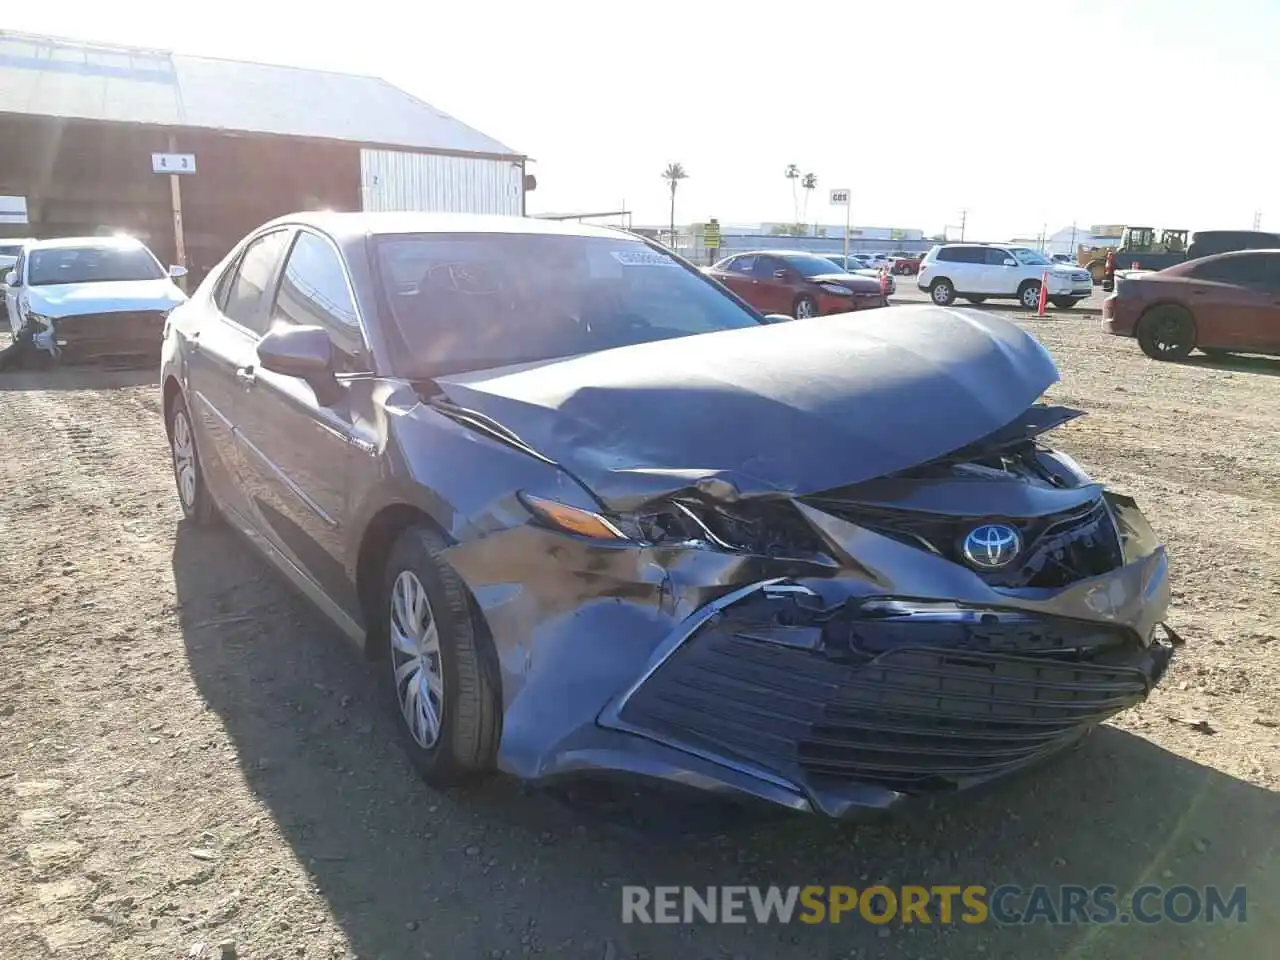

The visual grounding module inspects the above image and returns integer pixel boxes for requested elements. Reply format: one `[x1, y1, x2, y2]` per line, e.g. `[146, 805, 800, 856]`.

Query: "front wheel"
[793, 295, 817, 319]
[930, 279, 955, 306]
[1136, 306, 1196, 361]
[167, 392, 218, 525]
[1051, 297, 1078, 309]
[379, 525, 501, 786]
[1019, 282, 1042, 310]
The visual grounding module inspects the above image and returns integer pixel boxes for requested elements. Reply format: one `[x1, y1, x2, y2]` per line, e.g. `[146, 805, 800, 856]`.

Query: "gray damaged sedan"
[161, 213, 1177, 819]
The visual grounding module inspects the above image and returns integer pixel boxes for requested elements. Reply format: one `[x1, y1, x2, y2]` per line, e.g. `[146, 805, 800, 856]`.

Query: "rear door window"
[1190, 255, 1275, 288]
[220, 229, 291, 334]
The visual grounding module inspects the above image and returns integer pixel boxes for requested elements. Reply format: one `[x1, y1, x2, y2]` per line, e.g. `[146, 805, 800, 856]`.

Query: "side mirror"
[1003, 258, 1017, 267]
[257, 325, 340, 402]
[169, 264, 188, 279]
[4, 270, 17, 286]
[762, 313, 793, 324]
[773, 269, 788, 279]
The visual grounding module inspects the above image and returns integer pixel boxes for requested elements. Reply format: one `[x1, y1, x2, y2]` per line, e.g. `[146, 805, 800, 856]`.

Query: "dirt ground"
[1, 315, 1277, 960]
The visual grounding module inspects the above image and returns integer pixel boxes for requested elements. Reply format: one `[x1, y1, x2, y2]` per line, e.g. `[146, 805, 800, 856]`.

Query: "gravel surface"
[1, 314, 1277, 959]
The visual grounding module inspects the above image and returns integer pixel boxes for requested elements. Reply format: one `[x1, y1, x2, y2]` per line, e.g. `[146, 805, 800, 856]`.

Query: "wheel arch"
[162, 375, 183, 438]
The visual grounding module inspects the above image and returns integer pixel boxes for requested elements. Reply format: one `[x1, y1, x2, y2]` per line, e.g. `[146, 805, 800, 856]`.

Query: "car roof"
[255, 211, 646, 245]
[26, 235, 149, 251]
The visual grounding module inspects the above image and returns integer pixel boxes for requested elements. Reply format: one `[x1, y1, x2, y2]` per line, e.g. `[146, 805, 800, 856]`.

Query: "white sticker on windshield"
[610, 250, 679, 267]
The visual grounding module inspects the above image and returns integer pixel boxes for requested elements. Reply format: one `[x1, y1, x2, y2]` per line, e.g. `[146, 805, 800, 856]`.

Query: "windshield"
[375, 233, 764, 377]
[0, 244, 23, 259]
[1009, 247, 1051, 266]
[781, 254, 847, 277]
[27, 245, 165, 286]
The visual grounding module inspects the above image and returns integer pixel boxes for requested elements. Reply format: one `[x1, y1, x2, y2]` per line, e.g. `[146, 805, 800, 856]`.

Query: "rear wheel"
[793, 295, 817, 319]
[1018, 281, 1042, 310]
[1136, 305, 1196, 361]
[167, 393, 218, 525]
[930, 279, 955, 306]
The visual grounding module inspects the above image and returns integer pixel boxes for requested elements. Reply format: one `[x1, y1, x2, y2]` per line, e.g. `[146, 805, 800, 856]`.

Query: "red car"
[891, 253, 923, 275]
[707, 251, 885, 318]
[1102, 249, 1280, 360]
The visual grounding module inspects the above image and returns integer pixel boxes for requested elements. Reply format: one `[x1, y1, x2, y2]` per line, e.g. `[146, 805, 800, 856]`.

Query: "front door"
[751, 255, 793, 314]
[186, 228, 293, 520]
[234, 229, 374, 617]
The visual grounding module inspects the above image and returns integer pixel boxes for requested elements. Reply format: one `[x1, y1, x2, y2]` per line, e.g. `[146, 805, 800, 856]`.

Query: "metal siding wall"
[360, 149, 521, 215]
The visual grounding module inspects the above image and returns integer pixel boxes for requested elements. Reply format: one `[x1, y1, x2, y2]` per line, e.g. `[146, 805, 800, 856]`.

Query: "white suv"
[917, 243, 1093, 309]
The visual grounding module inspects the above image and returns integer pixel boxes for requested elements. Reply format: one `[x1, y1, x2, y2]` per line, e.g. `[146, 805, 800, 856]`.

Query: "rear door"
[186, 228, 292, 520]
[1183, 254, 1280, 349]
[233, 229, 375, 615]
[713, 255, 758, 301]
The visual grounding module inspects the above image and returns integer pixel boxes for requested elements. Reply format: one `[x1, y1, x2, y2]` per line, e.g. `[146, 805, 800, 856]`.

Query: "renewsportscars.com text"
[622, 884, 1248, 926]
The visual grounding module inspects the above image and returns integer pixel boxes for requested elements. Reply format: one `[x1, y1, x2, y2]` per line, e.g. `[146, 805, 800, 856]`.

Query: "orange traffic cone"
[1036, 269, 1049, 316]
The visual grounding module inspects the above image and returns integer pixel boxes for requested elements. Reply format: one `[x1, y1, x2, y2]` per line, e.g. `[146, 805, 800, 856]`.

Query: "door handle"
[235, 365, 256, 387]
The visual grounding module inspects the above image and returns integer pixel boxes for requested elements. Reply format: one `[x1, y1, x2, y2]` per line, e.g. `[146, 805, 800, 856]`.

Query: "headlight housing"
[519, 492, 830, 560]
[818, 283, 853, 296]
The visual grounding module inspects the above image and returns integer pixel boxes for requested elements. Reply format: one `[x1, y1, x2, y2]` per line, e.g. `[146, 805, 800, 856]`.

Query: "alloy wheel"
[1021, 285, 1040, 309]
[389, 570, 445, 749]
[795, 298, 816, 319]
[171, 409, 197, 510]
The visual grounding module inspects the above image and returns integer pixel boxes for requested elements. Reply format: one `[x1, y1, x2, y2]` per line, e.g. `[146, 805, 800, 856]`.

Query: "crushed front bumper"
[599, 577, 1175, 817]
[449, 486, 1175, 819]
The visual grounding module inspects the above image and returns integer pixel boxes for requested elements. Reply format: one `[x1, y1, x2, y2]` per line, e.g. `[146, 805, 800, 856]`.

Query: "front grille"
[617, 618, 1159, 795]
[52, 310, 166, 364]
[1072, 271, 1091, 282]
[810, 498, 1124, 588]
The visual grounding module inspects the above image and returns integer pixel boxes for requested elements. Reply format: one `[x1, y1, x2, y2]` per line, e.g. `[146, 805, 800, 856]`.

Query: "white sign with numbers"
[151, 153, 197, 175]
[829, 188, 850, 205]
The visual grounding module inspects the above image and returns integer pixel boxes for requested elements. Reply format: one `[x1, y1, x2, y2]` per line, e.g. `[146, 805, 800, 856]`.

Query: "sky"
[6, 0, 1278, 241]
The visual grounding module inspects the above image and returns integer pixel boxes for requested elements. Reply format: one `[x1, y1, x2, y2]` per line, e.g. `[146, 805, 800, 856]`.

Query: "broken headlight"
[520, 493, 829, 560]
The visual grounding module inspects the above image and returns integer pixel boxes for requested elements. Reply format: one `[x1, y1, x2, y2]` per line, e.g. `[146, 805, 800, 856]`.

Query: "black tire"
[378, 525, 501, 786]
[1018, 281, 1042, 310]
[793, 294, 818, 319]
[964, 296, 987, 304]
[930, 278, 955, 306]
[1136, 305, 1196, 361]
[1051, 297, 1078, 309]
[166, 392, 218, 525]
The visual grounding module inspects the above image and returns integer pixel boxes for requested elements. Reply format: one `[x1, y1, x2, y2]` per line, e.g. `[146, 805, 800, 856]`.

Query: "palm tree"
[662, 162, 688, 247]
[784, 164, 800, 226]
[801, 172, 818, 227]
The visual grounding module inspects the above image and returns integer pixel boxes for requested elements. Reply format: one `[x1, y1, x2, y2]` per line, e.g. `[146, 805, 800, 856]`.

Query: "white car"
[0, 238, 34, 275]
[917, 243, 1093, 310]
[5, 236, 187, 361]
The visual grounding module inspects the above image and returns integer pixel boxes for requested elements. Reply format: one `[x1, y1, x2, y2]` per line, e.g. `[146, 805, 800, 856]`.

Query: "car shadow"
[1182, 353, 1280, 378]
[173, 522, 1279, 960]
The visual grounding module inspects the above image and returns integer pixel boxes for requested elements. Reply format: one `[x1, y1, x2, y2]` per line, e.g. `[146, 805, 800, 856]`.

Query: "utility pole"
[959, 209, 967, 241]
[1253, 210, 1263, 230]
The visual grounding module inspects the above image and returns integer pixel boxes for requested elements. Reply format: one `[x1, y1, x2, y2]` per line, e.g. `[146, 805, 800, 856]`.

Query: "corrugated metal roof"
[0, 31, 520, 158]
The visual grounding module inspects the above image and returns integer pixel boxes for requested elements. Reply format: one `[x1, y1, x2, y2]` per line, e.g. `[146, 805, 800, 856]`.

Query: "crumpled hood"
[809, 271, 882, 290]
[434, 305, 1060, 511]
[26, 278, 186, 317]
